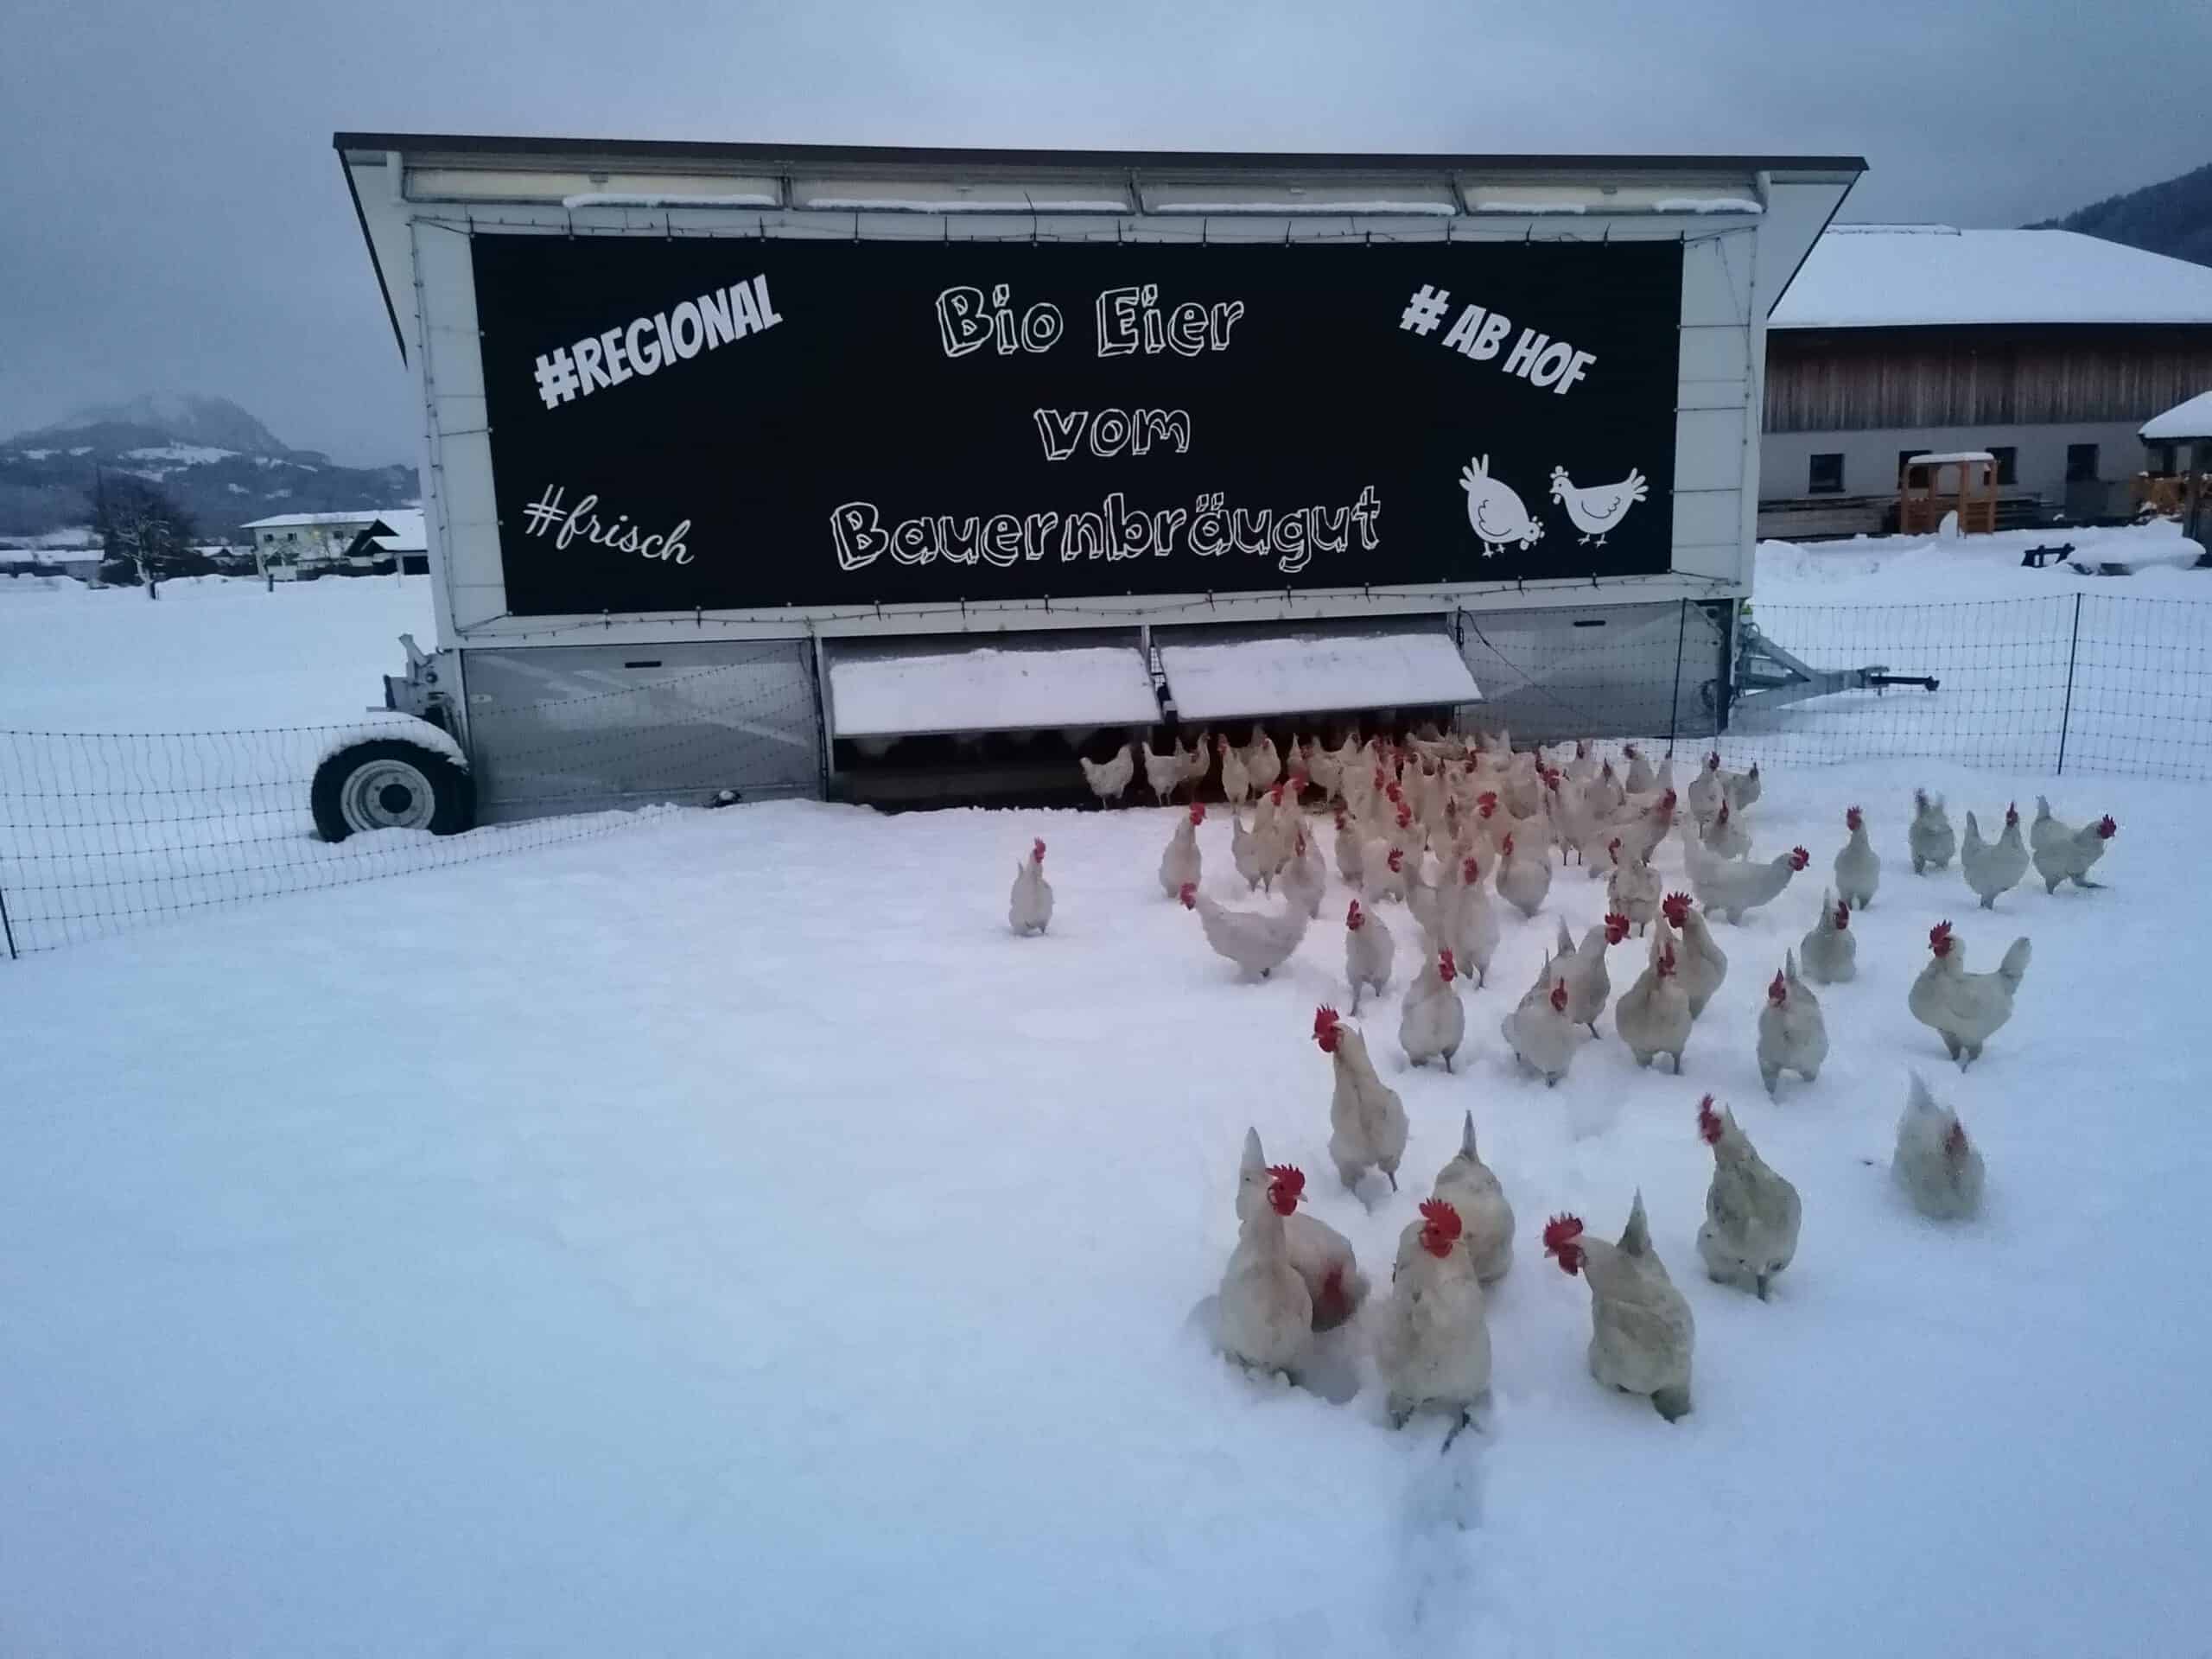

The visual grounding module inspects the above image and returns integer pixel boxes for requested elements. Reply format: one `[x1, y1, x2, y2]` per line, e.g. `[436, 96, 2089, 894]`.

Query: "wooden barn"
[1757, 225, 2212, 539]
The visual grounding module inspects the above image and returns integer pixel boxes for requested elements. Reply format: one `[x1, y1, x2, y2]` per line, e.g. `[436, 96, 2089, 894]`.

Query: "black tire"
[311, 738, 476, 843]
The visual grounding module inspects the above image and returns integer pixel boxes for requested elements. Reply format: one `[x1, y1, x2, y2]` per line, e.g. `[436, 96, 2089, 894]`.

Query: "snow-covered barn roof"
[1770, 226, 2212, 330]
[240, 510, 401, 530]
[2141, 389, 2212, 442]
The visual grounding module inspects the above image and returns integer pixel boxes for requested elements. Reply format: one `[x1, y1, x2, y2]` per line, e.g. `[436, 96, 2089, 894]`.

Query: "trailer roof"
[334, 131, 1866, 175]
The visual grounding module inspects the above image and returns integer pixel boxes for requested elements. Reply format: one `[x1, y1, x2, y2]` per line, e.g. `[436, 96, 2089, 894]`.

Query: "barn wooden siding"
[1765, 326, 2212, 434]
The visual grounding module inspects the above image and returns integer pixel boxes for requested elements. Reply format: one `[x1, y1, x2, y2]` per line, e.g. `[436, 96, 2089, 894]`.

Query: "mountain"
[0, 395, 415, 541]
[2027, 161, 2212, 269]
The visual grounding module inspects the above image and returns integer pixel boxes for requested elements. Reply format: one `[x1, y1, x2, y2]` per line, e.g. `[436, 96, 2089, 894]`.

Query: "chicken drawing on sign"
[1459, 456, 1544, 557]
[1550, 467, 1650, 546]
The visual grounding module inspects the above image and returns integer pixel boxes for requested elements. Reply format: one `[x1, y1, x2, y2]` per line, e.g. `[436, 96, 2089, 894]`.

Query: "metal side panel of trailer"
[1453, 597, 1732, 747]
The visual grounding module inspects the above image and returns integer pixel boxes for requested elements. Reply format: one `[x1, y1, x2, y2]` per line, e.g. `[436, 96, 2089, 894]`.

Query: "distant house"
[0, 549, 103, 582]
[241, 508, 426, 576]
[1759, 226, 2212, 538]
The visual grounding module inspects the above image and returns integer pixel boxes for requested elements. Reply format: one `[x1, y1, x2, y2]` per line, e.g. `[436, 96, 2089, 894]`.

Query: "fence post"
[0, 874, 16, 961]
[2056, 591, 2082, 777]
[1669, 598, 1688, 752]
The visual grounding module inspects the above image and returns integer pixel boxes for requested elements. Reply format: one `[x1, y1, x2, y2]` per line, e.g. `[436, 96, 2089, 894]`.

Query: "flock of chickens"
[1036, 728, 2120, 1431]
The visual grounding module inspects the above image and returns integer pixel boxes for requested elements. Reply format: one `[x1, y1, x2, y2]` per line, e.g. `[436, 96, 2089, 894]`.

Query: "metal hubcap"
[341, 758, 437, 832]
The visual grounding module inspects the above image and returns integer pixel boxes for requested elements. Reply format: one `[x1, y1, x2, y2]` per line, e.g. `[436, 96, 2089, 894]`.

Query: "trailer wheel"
[311, 739, 474, 842]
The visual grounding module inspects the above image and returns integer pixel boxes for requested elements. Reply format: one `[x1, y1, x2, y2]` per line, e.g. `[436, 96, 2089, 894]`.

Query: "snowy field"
[2, 543, 2209, 1654]
[2, 768, 2208, 1656]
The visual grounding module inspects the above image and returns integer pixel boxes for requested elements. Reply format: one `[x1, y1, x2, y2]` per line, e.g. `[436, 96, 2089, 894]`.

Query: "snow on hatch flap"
[1157, 631, 1478, 721]
[827, 642, 1160, 739]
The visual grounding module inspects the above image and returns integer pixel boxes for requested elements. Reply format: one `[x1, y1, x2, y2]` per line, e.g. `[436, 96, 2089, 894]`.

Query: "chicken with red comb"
[1377, 1196, 1492, 1431]
[1235, 1128, 1370, 1335]
[1157, 798, 1205, 900]
[1007, 836, 1054, 936]
[2030, 795, 2119, 893]
[1756, 950, 1827, 1099]
[1548, 1194, 1696, 1421]
[1908, 918, 2031, 1069]
[1318, 1007, 1407, 1196]
[1798, 888, 1857, 985]
[1343, 898, 1396, 1014]
[1615, 925, 1693, 1073]
[1696, 1096, 1802, 1300]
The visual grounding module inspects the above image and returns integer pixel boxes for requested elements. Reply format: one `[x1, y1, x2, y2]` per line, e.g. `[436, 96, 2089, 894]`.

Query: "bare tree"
[92, 472, 199, 598]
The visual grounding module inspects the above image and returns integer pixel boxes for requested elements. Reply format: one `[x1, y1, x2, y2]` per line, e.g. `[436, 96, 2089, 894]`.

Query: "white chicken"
[1501, 976, 1578, 1087]
[1694, 1096, 1802, 1300]
[1344, 899, 1395, 1013]
[1586, 757, 1625, 820]
[1398, 1109, 1516, 1287]
[1907, 919, 2031, 1068]
[1721, 761, 1762, 815]
[1398, 949, 1467, 1072]
[1431, 853, 1502, 988]
[1157, 802, 1205, 899]
[1556, 912, 1630, 1037]
[1315, 1007, 1408, 1192]
[1797, 890, 1857, 985]
[1216, 1161, 1313, 1376]
[1181, 734, 1213, 799]
[1659, 892, 1729, 1018]
[1700, 798, 1752, 861]
[1180, 881, 1309, 981]
[1684, 749, 1724, 823]
[1755, 951, 1827, 1098]
[1376, 1199, 1493, 1430]
[1495, 831, 1552, 919]
[1622, 743, 1655, 797]
[1281, 827, 1326, 920]
[1245, 732, 1283, 795]
[1332, 805, 1365, 887]
[1544, 1198, 1696, 1422]
[1230, 809, 1270, 893]
[1236, 1128, 1370, 1332]
[1141, 739, 1185, 808]
[1548, 465, 1649, 546]
[1078, 742, 1135, 807]
[1833, 804, 1879, 910]
[1363, 839, 1411, 906]
[1606, 840, 1662, 935]
[1217, 734, 1252, 807]
[1615, 930, 1692, 1072]
[1908, 788, 1956, 874]
[1459, 454, 1545, 556]
[2030, 798, 2118, 893]
[1685, 838, 1809, 925]
[1961, 804, 2031, 910]
[1892, 1071, 1986, 1221]
[1007, 837, 1053, 935]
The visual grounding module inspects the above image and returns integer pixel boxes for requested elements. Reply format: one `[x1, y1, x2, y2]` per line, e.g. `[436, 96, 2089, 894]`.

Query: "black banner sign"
[471, 232, 1683, 615]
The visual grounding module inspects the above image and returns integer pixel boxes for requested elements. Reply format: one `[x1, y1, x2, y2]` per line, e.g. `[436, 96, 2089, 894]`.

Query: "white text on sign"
[1397, 283, 1596, 396]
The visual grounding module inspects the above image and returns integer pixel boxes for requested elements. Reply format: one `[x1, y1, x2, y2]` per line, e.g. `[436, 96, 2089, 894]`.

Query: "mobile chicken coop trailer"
[321, 132, 1862, 835]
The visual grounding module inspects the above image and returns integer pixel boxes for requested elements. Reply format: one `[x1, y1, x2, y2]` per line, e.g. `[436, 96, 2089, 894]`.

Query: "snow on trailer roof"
[1158, 630, 1478, 722]
[2142, 389, 2212, 442]
[1771, 226, 2212, 330]
[827, 640, 1160, 739]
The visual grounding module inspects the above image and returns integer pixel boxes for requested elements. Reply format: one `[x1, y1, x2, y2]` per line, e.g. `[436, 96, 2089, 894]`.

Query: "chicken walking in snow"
[1430, 855, 1502, 989]
[1685, 750, 1725, 824]
[1503, 977, 1579, 1087]
[1230, 810, 1270, 893]
[1141, 740, 1186, 809]
[1555, 912, 1630, 1038]
[1315, 1007, 1408, 1194]
[1236, 1128, 1370, 1332]
[1606, 839, 1662, 936]
[1216, 1162, 1313, 1376]
[1797, 890, 1856, 985]
[1376, 1200, 1493, 1431]
[1078, 742, 1135, 808]
[1833, 805, 1879, 910]
[2030, 798, 2118, 893]
[1659, 892, 1728, 1020]
[1545, 1198, 1696, 1422]
[1755, 951, 1827, 1098]
[1398, 950, 1467, 1072]
[1686, 838, 1809, 925]
[1961, 804, 2030, 909]
[1281, 829, 1326, 921]
[1332, 806, 1365, 887]
[1495, 831, 1551, 918]
[1460, 454, 1545, 556]
[1343, 900, 1395, 1014]
[1245, 732, 1283, 796]
[1008, 838, 1053, 935]
[1157, 803, 1205, 899]
[1892, 1071, 1986, 1221]
[1616, 931, 1693, 1073]
[1181, 881, 1308, 981]
[1217, 734, 1252, 807]
[1397, 1109, 1515, 1286]
[1907, 920, 2031, 1068]
[1549, 466, 1649, 546]
[1699, 798, 1751, 861]
[1908, 788, 1956, 874]
[1694, 1096, 1801, 1300]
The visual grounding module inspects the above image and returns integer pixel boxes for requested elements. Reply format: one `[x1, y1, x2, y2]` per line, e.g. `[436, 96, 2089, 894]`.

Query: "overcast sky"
[5, 0, 2207, 465]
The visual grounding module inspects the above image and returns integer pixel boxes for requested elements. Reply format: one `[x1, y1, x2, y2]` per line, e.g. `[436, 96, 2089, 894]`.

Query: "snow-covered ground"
[0, 572, 433, 730]
[1, 769, 2206, 1656]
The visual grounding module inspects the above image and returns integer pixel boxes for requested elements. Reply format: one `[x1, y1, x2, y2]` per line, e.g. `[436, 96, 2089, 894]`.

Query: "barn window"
[2148, 442, 2177, 476]
[1986, 446, 2018, 486]
[1807, 453, 1844, 495]
[2066, 443, 2100, 483]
